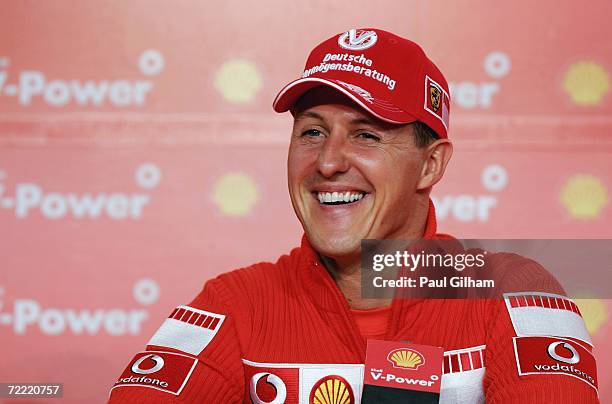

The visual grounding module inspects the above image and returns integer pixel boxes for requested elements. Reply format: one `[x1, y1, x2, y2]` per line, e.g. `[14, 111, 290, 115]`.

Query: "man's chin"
[307, 232, 362, 262]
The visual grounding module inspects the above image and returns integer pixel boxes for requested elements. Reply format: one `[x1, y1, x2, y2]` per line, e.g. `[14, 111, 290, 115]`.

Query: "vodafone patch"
[513, 336, 598, 392]
[147, 305, 225, 355]
[112, 351, 198, 395]
[504, 292, 592, 346]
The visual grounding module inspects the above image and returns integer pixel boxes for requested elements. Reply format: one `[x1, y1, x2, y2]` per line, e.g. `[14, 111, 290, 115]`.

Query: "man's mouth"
[315, 191, 366, 205]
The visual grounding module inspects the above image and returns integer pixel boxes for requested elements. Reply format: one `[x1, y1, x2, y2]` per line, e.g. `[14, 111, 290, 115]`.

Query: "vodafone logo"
[338, 29, 378, 51]
[514, 336, 597, 391]
[547, 341, 580, 365]
[114, 351, 198, 395]
[132, 354, 165, 375]
[249, 372, 287, 404]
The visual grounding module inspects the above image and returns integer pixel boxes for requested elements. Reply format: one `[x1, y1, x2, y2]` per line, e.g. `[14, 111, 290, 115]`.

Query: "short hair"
[411, 121, 439, 148]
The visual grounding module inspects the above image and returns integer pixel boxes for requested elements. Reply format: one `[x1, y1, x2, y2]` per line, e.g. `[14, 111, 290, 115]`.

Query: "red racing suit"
[109, 207, 599, 403]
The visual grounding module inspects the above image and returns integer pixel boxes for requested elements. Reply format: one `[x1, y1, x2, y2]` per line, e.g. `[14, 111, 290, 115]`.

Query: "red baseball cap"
[273, 28, 451, 139]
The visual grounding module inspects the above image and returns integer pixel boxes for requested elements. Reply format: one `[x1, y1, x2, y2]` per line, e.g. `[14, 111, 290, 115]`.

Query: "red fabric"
[351, 305, 392, 340]
[109, 201, 598, 403]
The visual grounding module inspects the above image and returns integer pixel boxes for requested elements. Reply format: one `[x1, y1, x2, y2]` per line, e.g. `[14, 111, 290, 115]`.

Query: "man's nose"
[316, 132, 350, 178]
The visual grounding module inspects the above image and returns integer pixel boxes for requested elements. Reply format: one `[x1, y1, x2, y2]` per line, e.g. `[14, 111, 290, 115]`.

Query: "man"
[109, 28, 598, 403]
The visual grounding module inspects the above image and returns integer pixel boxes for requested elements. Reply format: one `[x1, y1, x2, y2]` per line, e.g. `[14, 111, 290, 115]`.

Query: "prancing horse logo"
[430, 84, 441, 112]
[338, 29, 378, 51]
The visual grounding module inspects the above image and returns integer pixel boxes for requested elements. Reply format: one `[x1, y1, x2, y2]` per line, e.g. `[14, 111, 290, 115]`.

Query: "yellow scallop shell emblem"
[560, 174, 608, 219]
[562, 61, 610, 106]
[310, 375, 353, 404]
[387, 349, 425, 370]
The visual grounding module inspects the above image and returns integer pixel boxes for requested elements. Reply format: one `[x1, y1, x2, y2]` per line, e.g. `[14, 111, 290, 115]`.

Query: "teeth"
[316, 191, 365, 204]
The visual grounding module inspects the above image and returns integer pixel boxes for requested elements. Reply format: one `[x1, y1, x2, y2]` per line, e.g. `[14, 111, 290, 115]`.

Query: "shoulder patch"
[147, 305, 225, 356]
[504, 292, 592, 346]
[443, 345, 486, 374]
[112, 350, 198, 395]
[440, 346, 486, 403]
[513, 336, 597, 392]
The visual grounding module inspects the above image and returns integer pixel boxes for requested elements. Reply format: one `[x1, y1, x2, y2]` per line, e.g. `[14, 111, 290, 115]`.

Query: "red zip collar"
[297, 199, 447, 360]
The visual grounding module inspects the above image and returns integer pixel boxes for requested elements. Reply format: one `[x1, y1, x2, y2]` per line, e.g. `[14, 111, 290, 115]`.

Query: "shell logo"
[214, 59, 262, 104]
[560, 174, 608, 219]
[211, 172, 259, 217]
[387, 348, 425, 370]
[562, 61, 609, 106]
[309, 375, 354, 404]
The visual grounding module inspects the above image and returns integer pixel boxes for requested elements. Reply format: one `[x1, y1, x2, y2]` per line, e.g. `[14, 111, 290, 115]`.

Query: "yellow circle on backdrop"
[560, 174, 608, 219]
[214, 59, 262, 104]
[212, 172, 259, 216]
[562, 61, 610, 106]
[573, 298, 609, 337]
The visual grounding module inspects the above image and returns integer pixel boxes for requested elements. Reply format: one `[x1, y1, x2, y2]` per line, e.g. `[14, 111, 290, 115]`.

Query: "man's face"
[288, 87, 430, 262]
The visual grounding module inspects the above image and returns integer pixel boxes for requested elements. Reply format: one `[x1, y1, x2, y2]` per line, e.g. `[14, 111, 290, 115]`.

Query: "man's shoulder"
[204, 244, 306, 299]
[467, 248, 566, 296]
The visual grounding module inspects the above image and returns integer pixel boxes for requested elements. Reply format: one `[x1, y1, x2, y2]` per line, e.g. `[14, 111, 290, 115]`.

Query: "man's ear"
[417, 139, 453, 190]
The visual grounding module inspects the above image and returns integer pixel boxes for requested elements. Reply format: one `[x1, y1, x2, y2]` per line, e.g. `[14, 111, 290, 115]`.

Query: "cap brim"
[272, 77, 418, 124]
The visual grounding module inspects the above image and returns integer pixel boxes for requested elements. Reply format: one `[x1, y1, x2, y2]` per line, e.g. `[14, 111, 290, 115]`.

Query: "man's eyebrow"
[350, 117, 378, 126]
[294, 111, 324, 121]
[294, 111, 381, 127]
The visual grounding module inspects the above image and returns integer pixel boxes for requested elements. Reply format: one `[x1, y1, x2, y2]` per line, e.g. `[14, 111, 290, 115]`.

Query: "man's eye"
[357, 132, 381, 142]
[302, 129, 323, 137]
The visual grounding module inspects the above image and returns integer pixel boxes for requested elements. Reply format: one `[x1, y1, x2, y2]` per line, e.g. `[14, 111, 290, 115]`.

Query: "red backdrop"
[1, 1, 611, 402]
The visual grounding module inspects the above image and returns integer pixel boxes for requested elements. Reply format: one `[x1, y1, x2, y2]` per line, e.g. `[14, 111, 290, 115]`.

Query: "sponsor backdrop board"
[1, 1, 611, 402]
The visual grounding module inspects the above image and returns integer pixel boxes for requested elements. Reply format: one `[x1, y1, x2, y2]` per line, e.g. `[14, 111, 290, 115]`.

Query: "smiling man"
[285, 86, 451, 310]
[109, 29, 598, 403]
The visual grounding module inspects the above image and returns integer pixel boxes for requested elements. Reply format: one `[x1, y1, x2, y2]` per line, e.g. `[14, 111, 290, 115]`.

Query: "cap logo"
[430, 86, 441, 112]
[336, 80, 374, 103]
[338, 29, 378, 51]
[424, 75, 450, 131]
